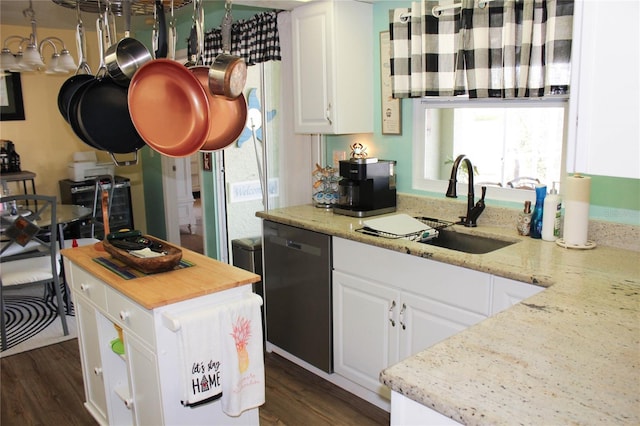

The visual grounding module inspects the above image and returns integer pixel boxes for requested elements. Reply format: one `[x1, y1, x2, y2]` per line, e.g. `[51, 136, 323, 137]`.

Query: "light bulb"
[45, 53, 61, 74]
[22, 43, 44, 70]
[0, 48, 18, 71]
[58, 49, 76, 72]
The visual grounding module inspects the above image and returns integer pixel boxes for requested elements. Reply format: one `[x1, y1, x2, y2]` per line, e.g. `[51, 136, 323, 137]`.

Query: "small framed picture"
[1, 72, 25, 121]
[380, 31, 401, 135]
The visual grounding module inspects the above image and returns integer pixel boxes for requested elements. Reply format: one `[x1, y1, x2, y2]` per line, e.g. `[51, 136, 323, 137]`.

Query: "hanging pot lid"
[128, 59, 210, 157]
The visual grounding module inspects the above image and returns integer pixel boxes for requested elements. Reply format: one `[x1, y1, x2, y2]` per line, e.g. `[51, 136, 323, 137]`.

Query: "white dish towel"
[177, 305, 224, 407]
[220, 293, 265, 417]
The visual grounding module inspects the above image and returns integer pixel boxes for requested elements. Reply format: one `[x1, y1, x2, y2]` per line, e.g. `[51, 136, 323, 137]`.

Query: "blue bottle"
[530, 184, 547, 239]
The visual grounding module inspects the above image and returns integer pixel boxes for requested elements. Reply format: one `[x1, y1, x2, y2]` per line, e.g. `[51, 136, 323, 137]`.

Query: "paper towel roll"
[562, 175, 591, 246]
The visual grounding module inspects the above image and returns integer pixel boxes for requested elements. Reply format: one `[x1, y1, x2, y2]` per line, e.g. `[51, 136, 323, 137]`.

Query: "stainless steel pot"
[207, 1, 246, 99]
[104, 0, 151, 87]
[208, 53, 247, 99]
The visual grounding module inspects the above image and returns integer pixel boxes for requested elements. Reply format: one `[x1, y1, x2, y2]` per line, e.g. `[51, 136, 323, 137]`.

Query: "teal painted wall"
[326, 0, 640, 226]
[141, 146, 167, 239]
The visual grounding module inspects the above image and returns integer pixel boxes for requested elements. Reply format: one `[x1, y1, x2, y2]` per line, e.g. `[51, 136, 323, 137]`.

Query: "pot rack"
[51, 0, 192, 16]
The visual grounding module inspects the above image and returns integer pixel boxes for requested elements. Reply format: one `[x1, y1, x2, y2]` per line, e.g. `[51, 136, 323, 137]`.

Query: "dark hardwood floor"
[1, 339, 389, 425]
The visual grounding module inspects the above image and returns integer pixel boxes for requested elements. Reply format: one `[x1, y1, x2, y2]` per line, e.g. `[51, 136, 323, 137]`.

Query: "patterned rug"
[0, 290, 77, 358]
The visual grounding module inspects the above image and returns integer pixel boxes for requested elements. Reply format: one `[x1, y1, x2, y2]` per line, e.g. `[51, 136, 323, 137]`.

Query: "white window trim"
[412, 96, 570, 206]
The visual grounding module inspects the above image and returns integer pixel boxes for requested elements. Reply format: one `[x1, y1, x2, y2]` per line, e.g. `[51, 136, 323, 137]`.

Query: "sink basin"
[421, 229, 516, 254]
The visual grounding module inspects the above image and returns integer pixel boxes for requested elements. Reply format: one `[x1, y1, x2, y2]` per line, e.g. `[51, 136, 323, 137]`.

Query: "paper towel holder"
[555, 239, 596, 250]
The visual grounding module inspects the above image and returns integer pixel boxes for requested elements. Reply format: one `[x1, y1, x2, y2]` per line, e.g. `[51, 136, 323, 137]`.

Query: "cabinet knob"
[93, 367, 102, 376]
[124, 398, 134, 409]
[80, 283, 89, 291]
[388, 300, 396, 327]
[119, 311, 129, 321]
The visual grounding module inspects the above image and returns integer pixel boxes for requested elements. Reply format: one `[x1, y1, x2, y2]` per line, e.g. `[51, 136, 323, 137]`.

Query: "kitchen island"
[62, 241, 262, 426]
[256, 197, 639, 425]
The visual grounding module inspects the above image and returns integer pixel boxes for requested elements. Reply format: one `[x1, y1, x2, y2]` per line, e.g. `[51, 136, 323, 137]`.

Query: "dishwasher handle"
[286, 240, 302, 250]
[268, 235, 322, 257]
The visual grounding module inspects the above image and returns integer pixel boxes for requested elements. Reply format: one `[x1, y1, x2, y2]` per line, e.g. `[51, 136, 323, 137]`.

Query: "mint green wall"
[326, 0, 640, 226]
[140, 146, 167, 239]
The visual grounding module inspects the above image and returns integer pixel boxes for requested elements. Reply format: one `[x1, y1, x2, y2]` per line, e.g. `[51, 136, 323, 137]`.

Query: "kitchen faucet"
[446, 155, 486, 227]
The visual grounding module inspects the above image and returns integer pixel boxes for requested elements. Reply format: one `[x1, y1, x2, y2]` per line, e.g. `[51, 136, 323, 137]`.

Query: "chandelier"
[0, 1, 77, 74]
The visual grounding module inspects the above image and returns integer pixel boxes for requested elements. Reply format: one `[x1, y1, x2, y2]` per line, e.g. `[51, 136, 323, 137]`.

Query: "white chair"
[0, 194, 68, 351]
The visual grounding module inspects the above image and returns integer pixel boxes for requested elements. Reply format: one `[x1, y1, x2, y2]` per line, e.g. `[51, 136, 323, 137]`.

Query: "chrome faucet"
[446, 155, 486, 227]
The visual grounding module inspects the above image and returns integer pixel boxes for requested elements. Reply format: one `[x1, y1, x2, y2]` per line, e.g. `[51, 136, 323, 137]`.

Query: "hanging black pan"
[68, 15, 145, 164]
[57, 5, 94, 123]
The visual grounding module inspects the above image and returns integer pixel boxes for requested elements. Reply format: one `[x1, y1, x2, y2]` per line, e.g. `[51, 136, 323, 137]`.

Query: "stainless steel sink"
[421, 229, 516, 254]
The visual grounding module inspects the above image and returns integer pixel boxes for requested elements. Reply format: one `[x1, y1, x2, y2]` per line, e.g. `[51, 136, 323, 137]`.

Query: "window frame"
[412, 96, 571, 205]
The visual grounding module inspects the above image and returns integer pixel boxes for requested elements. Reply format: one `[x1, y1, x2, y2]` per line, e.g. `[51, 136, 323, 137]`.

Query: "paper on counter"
[363, 213, 431, 236]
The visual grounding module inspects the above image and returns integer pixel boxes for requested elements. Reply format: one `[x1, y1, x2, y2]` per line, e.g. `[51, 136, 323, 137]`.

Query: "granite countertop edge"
[256, 203, 640, 425]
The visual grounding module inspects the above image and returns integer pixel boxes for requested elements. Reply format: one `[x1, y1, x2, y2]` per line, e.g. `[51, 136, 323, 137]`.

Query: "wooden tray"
[102, 235, 183, 274]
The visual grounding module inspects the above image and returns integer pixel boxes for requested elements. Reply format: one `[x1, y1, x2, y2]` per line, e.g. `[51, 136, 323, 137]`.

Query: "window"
[412, 97, 569, 204]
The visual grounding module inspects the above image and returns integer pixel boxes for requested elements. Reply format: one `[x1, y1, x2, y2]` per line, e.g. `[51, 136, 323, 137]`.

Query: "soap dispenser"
[530, 184, 547, 239]
[542, 182, 562, 241]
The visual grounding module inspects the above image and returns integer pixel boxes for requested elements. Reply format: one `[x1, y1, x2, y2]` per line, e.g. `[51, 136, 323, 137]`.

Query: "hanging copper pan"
[127, 59, 210, 157]
[189, 66, 247, 151]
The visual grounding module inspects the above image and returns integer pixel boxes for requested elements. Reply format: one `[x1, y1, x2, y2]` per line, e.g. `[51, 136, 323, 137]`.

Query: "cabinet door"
[126, 335, 163, 426]
[75, 297, 109, 424]
[399, 291, 487, 360]
[333, 270, 399, 398]
[568, 0, 639, 178]
[491, 276, 544, 315]
[291, 1, 333, 133]
[291, 0, 373, 134]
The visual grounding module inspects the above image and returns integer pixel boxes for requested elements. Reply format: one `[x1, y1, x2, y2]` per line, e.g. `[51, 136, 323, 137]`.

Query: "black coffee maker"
[333, 158, 397, 217]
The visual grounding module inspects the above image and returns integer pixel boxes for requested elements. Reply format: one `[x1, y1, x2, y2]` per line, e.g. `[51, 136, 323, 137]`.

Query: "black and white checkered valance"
[202, 11, 281, 66]
[389, 0, 574, 98]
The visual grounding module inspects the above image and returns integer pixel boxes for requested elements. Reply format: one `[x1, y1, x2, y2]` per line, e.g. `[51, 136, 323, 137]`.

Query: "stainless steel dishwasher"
[263, 220, 333, 373]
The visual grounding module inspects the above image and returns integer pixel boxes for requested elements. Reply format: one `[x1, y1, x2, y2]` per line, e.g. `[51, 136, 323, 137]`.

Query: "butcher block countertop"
[256, 198, 640, 425]
[61, 241, 260, 310]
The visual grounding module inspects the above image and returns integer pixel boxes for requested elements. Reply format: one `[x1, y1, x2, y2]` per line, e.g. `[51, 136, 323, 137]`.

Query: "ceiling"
[0, 1, 310, 31]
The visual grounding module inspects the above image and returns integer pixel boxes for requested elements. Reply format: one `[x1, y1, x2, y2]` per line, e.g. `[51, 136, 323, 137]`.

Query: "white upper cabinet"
[567, 0, 640, 179]
[291, 0, 373, 134]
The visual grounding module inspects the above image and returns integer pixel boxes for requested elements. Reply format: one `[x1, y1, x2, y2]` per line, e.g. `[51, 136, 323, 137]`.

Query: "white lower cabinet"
[332, 237, 545, 407]
[491, 275, 544, 315]
[332, 237, 491, 399]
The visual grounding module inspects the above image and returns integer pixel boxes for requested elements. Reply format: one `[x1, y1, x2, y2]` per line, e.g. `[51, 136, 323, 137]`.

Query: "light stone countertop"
[256, 196, 640, 425]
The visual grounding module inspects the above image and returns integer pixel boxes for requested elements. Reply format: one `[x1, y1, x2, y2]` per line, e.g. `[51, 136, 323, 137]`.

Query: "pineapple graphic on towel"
[231, 316, 251, 373]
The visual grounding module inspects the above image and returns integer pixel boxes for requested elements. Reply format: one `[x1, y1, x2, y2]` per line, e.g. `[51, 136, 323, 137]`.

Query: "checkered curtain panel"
[203, 11, 281, 66]
[389, 0, 574, 98]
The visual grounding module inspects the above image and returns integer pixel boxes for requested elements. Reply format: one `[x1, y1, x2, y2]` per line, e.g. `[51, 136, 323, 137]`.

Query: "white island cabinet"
[62, 243, 261, 426]
[291, 0, 372, 134]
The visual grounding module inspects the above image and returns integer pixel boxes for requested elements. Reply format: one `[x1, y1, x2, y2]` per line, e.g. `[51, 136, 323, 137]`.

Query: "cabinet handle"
[325, 103, 332, 125]
[399, 303, 407, 330]
[93, 367, 102, 376]
[124, 399, 134, 410]
[119, 311, 129, 321]
[80, 283, 89, 291]
[388, 300, 396, 327]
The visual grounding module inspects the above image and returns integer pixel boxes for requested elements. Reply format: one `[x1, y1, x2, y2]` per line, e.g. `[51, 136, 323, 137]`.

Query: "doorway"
[180, 153, 204, 254]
